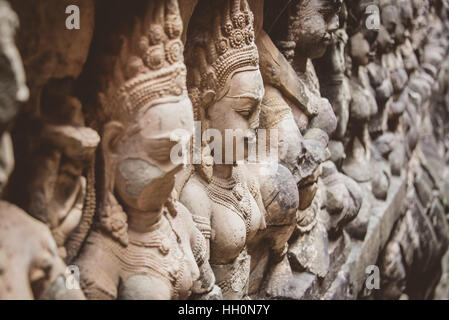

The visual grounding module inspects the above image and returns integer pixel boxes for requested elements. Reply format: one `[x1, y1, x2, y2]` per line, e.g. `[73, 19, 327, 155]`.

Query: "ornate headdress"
[96, 0, 189, 246]
[100, 0, 188, 123]
[186, 0, 260, 115]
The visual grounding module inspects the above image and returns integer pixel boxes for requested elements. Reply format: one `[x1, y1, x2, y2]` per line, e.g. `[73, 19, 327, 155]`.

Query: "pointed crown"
[186, 0, 259, 112]
[103, 0, 188, 122]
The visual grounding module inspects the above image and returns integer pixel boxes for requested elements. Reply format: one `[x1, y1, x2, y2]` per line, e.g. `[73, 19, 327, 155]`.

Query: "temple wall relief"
[0, 0, 449, 300]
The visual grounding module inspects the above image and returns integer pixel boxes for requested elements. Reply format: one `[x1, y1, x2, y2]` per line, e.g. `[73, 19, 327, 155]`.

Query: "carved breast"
[207, 174, 262, 265]
[90, 216, 196, 300]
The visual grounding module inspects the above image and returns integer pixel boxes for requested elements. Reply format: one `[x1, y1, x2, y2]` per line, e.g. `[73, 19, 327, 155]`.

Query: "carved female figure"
[180, 0, 281, 299]
[260, 0, 361, 277]
[256, 29, 330, 278]
[284, 0, 362, 237]
[75, 0, 217, 300]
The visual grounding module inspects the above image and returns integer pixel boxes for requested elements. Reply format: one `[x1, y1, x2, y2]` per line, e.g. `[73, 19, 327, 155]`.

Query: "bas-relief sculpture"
[0, 0, 448, 300]
[0, 0, 84, 300]
[4, 0, 100, 264]
[74, 0, 218, 300]
[180, 0, 299, 299]
[259, 0, 362, 281]
[375, 1, 449, 300]
[315, 2, 389, 212]
[22, 84, 100, 261]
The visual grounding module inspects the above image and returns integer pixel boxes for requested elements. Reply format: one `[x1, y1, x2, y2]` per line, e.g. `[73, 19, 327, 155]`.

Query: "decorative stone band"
[192, 232, 208, 267]
[113, 62, 188, 118]
[207, 176, 253, 239]
[192, 214, 212, 240]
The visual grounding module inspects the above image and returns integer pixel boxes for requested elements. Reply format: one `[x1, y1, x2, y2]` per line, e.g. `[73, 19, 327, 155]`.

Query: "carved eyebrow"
[225, 93, 262, 102]
[319, 7, 337, 18]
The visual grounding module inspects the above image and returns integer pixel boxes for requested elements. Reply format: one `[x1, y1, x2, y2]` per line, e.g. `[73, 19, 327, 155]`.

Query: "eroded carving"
[0, 0, 448, 301]
[75, 0, 217, 300]
[0, 0, 84, 300]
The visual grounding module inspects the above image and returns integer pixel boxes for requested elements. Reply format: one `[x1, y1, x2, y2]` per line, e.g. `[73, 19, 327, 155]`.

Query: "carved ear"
[102, 121, 125, 156]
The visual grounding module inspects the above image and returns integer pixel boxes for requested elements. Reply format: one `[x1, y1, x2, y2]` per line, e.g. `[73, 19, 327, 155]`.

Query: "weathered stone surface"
[288, 216, 330, 278]
[345, 185, 372, 240]
[415, 169, 435, 207]
[0, 0, 85, 299]
[1, 0, 449, 301]
[10, 0, 94, 92]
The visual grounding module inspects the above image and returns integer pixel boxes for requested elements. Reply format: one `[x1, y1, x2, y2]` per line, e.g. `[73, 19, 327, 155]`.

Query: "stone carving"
[314, 2, 387, 230]
[262, 0, 362, 281]
[74, 0, 218, 300]
[374, 0, 449, 300]
[21, 83, 100, 261]
[4, 0, 99, 263]
[180, 0, 298, 299]
[0, 0, 448, 301]
[0, 0, 84, 300]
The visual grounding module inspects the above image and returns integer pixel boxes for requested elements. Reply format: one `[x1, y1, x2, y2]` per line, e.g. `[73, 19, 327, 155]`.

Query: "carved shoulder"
[171, 200, 201, 239]
[172, 201, 209, 265]
[75, 232, 119, 300]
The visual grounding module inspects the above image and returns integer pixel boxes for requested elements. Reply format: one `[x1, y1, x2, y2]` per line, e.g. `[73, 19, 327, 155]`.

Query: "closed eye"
[227, 96, 261, 119]
[234, 107, 252, 118]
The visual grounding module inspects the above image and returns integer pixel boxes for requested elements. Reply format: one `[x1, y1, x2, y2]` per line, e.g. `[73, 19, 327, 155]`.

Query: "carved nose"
[248, 108, 260, 130]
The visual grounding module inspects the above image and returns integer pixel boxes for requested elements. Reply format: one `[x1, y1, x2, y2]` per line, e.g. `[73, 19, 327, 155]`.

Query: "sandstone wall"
[0, 0, 448, 300]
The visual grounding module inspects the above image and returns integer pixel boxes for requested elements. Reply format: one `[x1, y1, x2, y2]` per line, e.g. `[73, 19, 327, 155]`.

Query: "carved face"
[380, 3, 408, 45]
[293, 0, 341, 59]
[350, 32, 372, 67]
[207, 70, 264, 163]
[412, 0, 430, 18]
[376, 24, 395, 53]
[397, 0, 413, 29]
[0, 1, 29, 192]
[114, 98, 194, 213]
